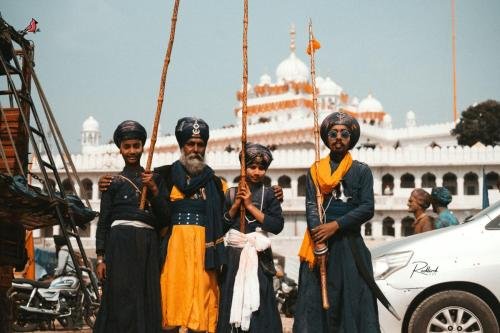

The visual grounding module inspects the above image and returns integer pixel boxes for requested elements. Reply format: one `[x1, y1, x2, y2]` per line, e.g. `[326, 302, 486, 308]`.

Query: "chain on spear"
[307, 19, 330, 310]
[140, 0, 181, 209]
[239, 0, 249, 233]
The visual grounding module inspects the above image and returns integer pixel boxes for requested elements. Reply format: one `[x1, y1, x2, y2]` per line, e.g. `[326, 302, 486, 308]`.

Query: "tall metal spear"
[140, 0, 181, 209]
[308, 19, 330, 310]
[239, 0, 249, 233]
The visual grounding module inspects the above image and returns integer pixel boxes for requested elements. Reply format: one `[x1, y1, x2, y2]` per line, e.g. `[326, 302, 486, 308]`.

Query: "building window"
[443, 173, 457, 195]
[382, 217, 395, 236]
[278, 175, 291, 188]
[486, 172, 499, 190]
[80, 178, 93, 200]
[464, 172, 479, 195]
[400, 173, 415, 188]
[298, 175, 307, 197]
[382, 174, 394, 196]
[401, 216, 415, 237]
[364, 222, 372, 236]
[421, 172, 436, 188]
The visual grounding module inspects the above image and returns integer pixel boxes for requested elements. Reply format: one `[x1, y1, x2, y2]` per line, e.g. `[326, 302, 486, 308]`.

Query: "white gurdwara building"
[33, 27, 500, 265]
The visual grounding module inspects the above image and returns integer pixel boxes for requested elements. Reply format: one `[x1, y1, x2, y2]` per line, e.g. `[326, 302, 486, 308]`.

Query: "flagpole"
[308, 19, 329, 310]
[451, 0, 457, 122]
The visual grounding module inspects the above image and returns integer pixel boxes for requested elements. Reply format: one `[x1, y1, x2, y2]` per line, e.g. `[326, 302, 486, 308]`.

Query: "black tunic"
[217, 183, 284, 333]
[94, 165, 169, 333]
[293, 160, 380, 333]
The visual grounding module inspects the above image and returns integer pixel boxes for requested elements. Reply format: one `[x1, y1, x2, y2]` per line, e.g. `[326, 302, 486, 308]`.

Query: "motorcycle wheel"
[83, 302, 99, 328]
[8, 289, 39, 332]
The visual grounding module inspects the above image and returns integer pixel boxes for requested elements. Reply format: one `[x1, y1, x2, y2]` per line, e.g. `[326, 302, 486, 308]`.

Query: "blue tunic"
[434, 208, 459, 229]
[293, 159, 380, 333]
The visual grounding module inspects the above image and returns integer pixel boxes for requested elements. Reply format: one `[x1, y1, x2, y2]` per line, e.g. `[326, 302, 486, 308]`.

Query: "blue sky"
[3, 0, 500, 152]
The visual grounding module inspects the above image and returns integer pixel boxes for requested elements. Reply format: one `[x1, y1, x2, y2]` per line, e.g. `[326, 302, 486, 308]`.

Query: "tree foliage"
[452, 100, 500, 146]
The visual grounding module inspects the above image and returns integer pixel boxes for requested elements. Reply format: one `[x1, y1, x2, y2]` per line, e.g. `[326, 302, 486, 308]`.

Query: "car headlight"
[373, 251, 413, 280]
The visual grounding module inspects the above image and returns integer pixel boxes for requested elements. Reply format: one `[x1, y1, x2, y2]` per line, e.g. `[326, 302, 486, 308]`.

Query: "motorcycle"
[273, 262, 298, 318]
[8, 267, 99, 331]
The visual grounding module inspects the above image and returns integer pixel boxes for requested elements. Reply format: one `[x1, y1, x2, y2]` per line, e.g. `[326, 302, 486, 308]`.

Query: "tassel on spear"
[239, 0, 249, 233]
[140, 0, 181, 209]
[307, 19, 330, 310]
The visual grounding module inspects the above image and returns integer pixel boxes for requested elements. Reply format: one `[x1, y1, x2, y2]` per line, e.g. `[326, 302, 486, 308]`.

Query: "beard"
[180, 151, 206, 176]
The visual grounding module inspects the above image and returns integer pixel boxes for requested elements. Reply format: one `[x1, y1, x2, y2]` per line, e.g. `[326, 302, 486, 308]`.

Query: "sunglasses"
[328, 129, 351, 139]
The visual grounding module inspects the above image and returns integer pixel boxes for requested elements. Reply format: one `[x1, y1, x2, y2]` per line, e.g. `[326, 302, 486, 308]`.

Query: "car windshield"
[463, 200, 500, 223]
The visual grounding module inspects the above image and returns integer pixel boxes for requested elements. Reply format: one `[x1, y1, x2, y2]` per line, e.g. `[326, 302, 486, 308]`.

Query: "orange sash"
[298, 153, 352, 268]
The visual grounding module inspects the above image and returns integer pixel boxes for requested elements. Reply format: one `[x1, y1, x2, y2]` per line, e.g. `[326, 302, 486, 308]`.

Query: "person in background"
[53, 235, 75, 276]
[407, 189, 434, 234]
[431, 187, 459, 229]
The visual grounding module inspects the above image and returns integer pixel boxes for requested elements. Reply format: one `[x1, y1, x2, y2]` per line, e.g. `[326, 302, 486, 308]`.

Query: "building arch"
[364, 222, 372, 237]
[464, 172, 479, 195]
[382, 217, 395, 236]
[298, 175, 307, 197]
[443, 173, 457, 195]
[486, 172, 499, 190]
[401, 216, 415, 237]
[382, 174, 394, 195]
[278, 175, 292, 188]
[421, 172, 436, 188]
[80, 178, 93, 200]
[400, 173, 415, 188]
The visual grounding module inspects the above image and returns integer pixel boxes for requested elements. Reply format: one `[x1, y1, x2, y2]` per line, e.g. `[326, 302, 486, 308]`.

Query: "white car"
[372, 200, 500, 333]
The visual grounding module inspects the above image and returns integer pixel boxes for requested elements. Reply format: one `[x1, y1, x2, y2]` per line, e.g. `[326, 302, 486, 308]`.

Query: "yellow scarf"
[298, 152, 353, 268]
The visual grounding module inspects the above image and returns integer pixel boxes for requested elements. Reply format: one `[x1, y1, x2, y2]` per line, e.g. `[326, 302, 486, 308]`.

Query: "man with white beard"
[98, 117, 283, 332]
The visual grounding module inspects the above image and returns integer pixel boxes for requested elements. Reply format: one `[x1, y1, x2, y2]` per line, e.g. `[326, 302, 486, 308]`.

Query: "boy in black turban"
[94, 120, 169, 333]
[217, 143, 284, 332]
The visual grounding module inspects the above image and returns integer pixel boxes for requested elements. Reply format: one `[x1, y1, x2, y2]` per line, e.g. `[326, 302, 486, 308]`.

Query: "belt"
[171, 212, 206, 226]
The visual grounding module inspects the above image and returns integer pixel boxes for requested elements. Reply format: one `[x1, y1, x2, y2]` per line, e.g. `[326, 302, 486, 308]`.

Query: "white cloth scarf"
[227, 228, 271, 331]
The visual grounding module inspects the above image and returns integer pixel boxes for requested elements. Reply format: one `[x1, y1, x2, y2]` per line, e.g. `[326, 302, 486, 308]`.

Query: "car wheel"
[408, 290, 499, 333]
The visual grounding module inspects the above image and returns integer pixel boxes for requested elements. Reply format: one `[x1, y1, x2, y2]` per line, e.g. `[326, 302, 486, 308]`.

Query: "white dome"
[82, 116, 99, 132]
[276, 52, 308, 83]
[383, 114, 392, 123]
[259, 73, 272, 85]
[319, 77, 343, 96]
[351, 97, 360, 106]
[406, 110, 416, 119]
[358, 93, 383, 113]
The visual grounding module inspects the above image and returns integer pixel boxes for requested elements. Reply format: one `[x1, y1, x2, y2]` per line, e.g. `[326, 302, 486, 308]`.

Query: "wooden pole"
[140, 0, 181, 209]
[239, 0, 249, 233]
[308, 19, 330, 310]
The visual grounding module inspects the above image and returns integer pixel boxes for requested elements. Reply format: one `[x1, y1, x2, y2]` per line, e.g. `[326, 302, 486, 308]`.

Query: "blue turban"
[113, 120, 147, 147]
[431, 187, 453, 206]
[239, 143, 273, 170]
[320, 111, 360, 149]
[175, 117, 209, 147]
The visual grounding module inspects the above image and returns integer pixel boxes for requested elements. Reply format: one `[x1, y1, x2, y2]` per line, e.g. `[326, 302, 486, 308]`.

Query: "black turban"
[113, 120, 147, 148]
[239, 143, 273, 170]
[175, 117, 210, 147]
[320, 112, 360, 149]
